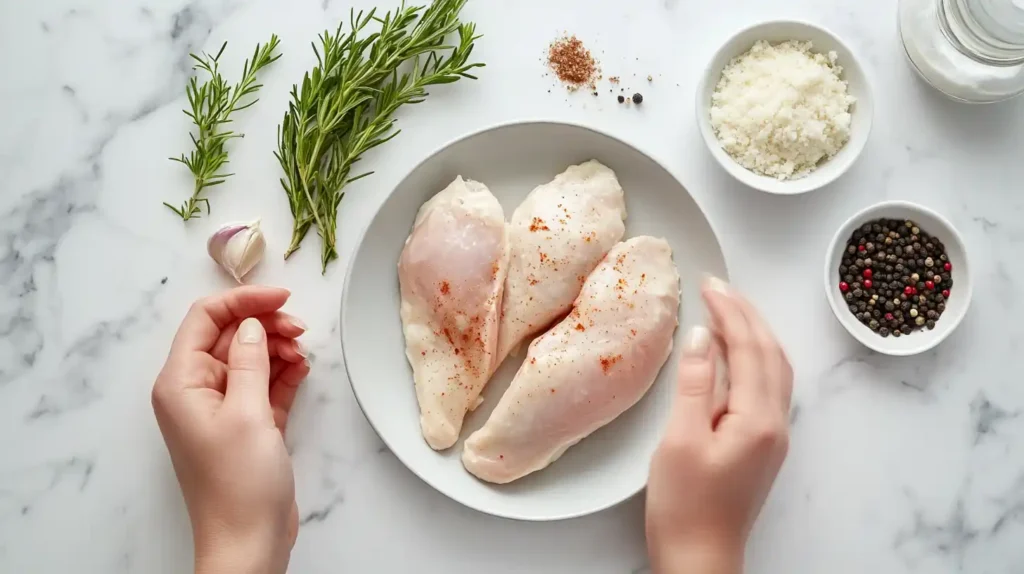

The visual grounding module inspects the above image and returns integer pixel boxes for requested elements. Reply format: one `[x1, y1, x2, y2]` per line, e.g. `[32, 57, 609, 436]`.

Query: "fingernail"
[289, 316, 308, 331]
[237, 317, 265, 344]
[293, 339, 308, 358]
[705, 275, 730, 295]
[682, 325, 711, 355]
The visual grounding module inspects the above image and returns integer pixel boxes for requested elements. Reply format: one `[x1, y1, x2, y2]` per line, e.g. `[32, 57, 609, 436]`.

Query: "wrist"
[194, 524, 289, 574]
[649, 535, 743, 574]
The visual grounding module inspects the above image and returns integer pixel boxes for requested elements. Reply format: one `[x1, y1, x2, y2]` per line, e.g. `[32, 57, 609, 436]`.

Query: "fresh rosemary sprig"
[166, 36, 282, 221]
[276, 0, 483, 272]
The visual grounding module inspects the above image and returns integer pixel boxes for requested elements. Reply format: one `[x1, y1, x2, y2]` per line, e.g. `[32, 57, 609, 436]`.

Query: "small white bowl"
[696, 20, 874, 195]
[824, 201, 972, 356]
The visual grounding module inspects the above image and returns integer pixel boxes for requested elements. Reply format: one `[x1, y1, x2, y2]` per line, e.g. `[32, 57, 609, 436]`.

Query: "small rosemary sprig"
[276, 0, 483, 273]
[166, 36, 282, 221]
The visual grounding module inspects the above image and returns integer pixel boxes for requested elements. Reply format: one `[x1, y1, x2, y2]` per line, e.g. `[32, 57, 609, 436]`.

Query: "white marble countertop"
[3, 0, 1024, 572]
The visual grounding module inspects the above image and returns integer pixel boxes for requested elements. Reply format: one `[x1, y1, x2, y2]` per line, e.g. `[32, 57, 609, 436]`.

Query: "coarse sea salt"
[710, 40, 855, 180]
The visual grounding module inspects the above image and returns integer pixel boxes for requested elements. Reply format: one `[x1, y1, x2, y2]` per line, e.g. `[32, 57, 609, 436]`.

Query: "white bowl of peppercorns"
[824, 201, 972, 356]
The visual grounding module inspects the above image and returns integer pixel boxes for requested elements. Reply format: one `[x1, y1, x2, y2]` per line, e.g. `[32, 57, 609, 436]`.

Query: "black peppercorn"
[632, 92, 643, 104]
[838, 217, 951, 339]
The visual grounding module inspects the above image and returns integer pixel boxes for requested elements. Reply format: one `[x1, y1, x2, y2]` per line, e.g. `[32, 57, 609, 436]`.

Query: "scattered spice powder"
[575, 323, 586, 331]
[599, 354, 623, 374]
[547, 35, 599, 89]
[439, 281, 450, 295]
[609, 76, 620, 84]
[529, 217, 550, 232]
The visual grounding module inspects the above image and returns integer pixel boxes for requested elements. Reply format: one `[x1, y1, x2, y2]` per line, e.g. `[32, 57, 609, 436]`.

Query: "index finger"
[702, 277, 765, 415]
[732, 293, 793, 413]
[169, 286, 291, 357]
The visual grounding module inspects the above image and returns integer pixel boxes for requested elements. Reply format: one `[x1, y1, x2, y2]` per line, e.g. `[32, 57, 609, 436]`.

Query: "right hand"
[645, 276, 793, 574]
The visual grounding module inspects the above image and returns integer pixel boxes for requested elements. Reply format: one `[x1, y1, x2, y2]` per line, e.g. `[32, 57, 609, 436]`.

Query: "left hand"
[152, 286, 310, 574]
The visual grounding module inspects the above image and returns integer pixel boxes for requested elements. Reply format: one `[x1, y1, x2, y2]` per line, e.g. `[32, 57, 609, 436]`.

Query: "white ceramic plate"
[824, 200, 972, 356]
[341, 121, 728, 521]
[696, 20, 874, 195]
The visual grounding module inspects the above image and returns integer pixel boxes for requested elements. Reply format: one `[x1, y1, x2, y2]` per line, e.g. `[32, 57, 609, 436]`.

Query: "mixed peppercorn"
[838, 218, 953, 338]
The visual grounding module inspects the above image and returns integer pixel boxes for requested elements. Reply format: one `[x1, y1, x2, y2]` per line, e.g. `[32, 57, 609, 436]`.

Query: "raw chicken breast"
[463, 236, 679, 483]
[495, 160, 626, 369]
[399, 177, 510, 450]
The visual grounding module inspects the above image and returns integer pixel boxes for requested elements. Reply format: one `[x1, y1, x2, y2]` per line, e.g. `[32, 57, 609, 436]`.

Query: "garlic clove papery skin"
[208, 219, 266, 283]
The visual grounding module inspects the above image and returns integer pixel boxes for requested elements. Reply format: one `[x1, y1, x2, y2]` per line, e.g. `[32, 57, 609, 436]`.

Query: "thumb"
[667, 325, 717, 437]
[225, 317, 272, 417]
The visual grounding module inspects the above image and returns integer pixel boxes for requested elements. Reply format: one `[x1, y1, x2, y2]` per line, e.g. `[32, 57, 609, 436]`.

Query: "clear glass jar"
[899, 0, 1024, 103]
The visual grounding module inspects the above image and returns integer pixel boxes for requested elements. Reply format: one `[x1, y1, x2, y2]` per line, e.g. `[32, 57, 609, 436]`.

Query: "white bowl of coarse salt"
[696, 21, 874, 195]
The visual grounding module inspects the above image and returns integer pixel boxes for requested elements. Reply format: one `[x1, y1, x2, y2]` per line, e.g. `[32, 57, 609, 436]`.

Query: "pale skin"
[153, 277, 792, 574]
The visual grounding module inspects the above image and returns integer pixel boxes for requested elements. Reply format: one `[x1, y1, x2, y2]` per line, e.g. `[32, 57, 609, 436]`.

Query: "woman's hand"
[152, 286, 310, 574]
[646, 277, 793, 574]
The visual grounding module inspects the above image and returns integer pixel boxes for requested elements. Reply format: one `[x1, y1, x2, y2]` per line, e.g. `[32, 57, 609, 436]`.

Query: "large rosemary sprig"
[275, 0, 482, 273]
[167, 36, 282, 221]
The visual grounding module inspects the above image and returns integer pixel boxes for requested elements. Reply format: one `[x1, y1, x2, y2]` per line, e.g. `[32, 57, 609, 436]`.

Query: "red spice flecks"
[575, 323, 585, 332]
[421, 351, 426, 356]
[529, 357, 536, 365]
[528, 275, 540, 286]
[630, 328, 637, 336]
[577, 274, 587, 283]
[454, 348, 461, 356]
[615, 277, 628, 291]
[529, 217, 550, 232]
[640, 273, 646, 282]
[616, 253, 627, 266]
[491, 262, 500, 280]
[499, 454, 505, 460]
[539, 252, 549, 263]
[599, 353, 623, 374]
[547, 35, 599, 87]
[550, 388, 556, 394]
[439, 281, 451, 295]
[442, 328, 455, 346]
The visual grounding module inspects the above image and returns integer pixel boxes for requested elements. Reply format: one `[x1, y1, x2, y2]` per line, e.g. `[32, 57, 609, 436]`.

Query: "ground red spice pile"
[547, 35, 599, 89]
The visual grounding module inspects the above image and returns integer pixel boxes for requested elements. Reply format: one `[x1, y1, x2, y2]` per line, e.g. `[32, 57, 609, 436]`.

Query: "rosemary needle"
[276, 0, 483, 273]
[166, 36, 282, 221]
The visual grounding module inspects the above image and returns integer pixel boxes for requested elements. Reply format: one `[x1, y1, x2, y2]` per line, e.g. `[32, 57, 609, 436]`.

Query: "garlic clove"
[208, 219, 266, 283]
